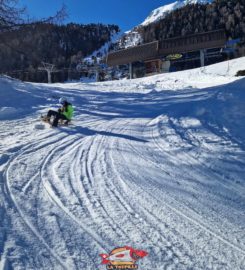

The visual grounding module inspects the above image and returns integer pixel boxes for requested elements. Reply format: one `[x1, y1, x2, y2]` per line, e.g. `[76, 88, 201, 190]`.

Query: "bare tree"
[0, 0, 67, 66]
[0, 0, 25, 31]
[0, 0, 67, 33]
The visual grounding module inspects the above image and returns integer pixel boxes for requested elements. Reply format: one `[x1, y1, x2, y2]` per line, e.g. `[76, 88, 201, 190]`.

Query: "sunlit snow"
[0, 57, 245, 270]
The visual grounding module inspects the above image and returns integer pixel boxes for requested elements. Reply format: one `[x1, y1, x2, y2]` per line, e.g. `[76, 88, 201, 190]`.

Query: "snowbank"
[45, 57, 245, 93]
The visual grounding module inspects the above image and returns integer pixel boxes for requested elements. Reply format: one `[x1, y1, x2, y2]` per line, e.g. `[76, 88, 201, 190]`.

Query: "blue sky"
[19, 0, 174, 32]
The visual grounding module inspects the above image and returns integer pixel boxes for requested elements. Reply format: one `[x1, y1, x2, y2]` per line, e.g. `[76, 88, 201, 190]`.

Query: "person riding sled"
[43, 97, 74, 127]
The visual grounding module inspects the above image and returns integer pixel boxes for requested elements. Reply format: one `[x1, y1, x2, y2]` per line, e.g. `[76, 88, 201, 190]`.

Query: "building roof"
[158, 29, 226, 55]
[106, 29, 226, 66]
[107, 41, 158, 66]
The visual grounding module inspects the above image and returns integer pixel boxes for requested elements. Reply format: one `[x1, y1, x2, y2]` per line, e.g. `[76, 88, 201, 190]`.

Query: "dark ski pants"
[47, 110, 68, 127]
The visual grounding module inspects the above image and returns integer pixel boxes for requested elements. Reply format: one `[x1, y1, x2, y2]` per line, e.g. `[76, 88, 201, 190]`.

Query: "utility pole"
[95, 67, 99, 82]
[38, 62, 55, 83]
[129, 63, 132, 79]
[200, 49, 206, 67]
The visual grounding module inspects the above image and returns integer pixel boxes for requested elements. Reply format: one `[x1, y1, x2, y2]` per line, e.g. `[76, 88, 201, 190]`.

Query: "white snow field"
[0, 58, 245, 270]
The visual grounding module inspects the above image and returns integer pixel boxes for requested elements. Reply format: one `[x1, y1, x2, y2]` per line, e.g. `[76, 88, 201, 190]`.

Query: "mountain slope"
[140, 0, 212, 26]
[0, 23, 120, 81]
[115, 0, 245, 52]
[117, 0, 212, 49]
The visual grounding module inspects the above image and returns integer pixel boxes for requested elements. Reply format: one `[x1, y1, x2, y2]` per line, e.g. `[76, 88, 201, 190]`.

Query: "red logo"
[100, 246, 148, 269]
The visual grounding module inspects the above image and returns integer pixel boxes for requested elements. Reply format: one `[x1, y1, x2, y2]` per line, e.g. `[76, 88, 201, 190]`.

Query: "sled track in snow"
[3, 99, 245, 269]
[5, 133, 70, 269]
[124, 117, 245, 256]
[40, 136, 107, 249]
[106, 120, 194, 268]
[107, 117, 245, 268]
[147, 117, 245, 255]
[4, 122, 113, 268]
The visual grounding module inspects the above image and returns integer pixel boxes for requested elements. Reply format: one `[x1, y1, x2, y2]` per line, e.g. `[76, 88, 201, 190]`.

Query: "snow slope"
[0, 58, 245, 270]
[119, 0, 213, 49]
[141, 0, 212, 26]
[88, 0, 212, 56]
[104, 1, 212, 52]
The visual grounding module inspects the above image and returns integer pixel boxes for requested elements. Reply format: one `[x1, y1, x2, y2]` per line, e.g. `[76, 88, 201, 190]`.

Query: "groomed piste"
[0, 57, 245, 270]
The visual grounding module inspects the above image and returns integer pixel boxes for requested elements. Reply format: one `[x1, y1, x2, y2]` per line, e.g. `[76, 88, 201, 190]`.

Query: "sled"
[40, 115, 74, 128]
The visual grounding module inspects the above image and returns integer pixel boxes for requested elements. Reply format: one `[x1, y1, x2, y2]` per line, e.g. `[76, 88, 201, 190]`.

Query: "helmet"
[59, 97, 67, 105]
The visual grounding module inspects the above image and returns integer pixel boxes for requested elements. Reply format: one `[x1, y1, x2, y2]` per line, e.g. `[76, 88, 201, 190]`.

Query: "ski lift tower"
[38, 62, 55, 83]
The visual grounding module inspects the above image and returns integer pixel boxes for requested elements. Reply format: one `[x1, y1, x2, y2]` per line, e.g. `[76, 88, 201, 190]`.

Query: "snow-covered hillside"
[141, 0, 212, 26]
[0, 57, 245, 270]
[88, 0, 213, 58]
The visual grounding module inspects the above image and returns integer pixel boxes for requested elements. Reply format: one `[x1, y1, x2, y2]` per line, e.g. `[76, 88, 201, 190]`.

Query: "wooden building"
[106, 29, 227, 78]
[106, 41, 159, 66]
[158, 29, 226, 55]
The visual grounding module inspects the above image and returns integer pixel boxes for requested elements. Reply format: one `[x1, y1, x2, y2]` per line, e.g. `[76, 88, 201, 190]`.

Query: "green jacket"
[61, 104, 74, 120]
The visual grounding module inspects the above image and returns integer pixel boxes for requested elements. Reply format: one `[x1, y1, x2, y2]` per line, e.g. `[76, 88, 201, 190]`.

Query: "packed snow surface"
[0, 57, 245, 269]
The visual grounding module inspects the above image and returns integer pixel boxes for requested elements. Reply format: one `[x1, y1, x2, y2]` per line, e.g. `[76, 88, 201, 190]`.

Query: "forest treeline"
[2, 0, 245, 82]
[0, 22, 120, 73]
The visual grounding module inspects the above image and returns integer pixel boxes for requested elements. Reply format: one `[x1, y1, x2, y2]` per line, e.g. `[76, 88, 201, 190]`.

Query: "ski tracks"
[2, 99, 245, 269]
[4, 124, 104, 269]
[105, 117, 245, 269]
